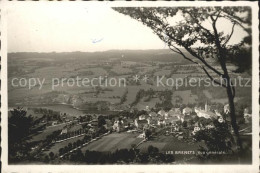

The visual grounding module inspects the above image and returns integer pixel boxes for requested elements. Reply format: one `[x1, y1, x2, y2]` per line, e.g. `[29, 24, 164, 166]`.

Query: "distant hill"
[8, 49, 193, 64]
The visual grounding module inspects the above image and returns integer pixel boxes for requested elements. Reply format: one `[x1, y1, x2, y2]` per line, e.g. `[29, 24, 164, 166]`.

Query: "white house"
[182, 107, 193, 115]
[139, 114, 148, 120]
[113, 120, 124, 132]
[158, 109, 166, 117]
[224, 104, 230, 114]
[135, 119, 148, 129]
[60, 128, 68, 135]
[244, 108, 252, 124]
[196, 110, 218, 119]
[167, 108, 181, 117]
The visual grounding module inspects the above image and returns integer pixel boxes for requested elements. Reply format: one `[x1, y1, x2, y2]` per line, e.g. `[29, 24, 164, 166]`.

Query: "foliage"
[8, 107, 33, 162]
[193, 119, 234, 162]
[113, 6, 252, 150]
[113, 7, 251, 73]
[145, 129, 152, 140]
[98, 115, 106, 127]
[61, 146, 174, 164]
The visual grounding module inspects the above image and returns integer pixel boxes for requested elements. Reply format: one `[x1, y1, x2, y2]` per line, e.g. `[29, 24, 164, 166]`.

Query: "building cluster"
[111, 102, 252, 137]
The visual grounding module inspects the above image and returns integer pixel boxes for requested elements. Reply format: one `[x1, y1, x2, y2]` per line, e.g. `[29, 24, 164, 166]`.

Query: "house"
[91, 119, 98, 127]
[167, 108, 181, 118]
[135, 119, 148, 129]
[192, 126, 201, 135]
[179, 115, 185, 123]
[165, 119, 172, 126]
[145, 106, 150, 112]
[147, 117, 158, 125]
[182, 107, 193, 115]
[224, 104, 230, 114]
[196, 110, 218, 119]
[60, 128, 68, 135]
[158, 109, 166, 117]
[244, 108, 252, 124]
[171, 123, 180, 132]
[113, 119, 124, 132]
[168, 116, 180, 124]
[87, 128, 96, 136]
[157, 118, 166, 126]
[52, 121, 58, 126]
[195, 103, 218, 119]
[139, 114, 149, 120]
[149, 112, 157, 117]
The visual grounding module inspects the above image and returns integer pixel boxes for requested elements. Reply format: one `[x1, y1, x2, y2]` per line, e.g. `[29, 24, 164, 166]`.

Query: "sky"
[6, 3, 248, 53]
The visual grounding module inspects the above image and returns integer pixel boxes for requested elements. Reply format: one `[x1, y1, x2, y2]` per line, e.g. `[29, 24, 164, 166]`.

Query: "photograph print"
[4, 2, 257, 166]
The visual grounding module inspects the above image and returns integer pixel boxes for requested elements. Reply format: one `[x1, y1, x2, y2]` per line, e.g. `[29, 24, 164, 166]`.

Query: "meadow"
[80, 133, 143, 153]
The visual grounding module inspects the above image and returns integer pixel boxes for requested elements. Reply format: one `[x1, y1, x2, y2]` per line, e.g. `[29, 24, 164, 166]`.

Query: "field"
[8, 51, 251, 111]
[171, 90, 198, 105]
[80, 133, 143, 153]
[28, 124, 67, 142]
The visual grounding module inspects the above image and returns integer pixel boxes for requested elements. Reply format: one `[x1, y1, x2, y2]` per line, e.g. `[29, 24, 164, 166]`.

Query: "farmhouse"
[196, 110, 218, 119]
[167, 108, 181, 117]
[224, 104, 230, 114]
[158, 109, 166, 117]
[139, 114, 149, 120]
[135, 119, 148, 129]
[60, 128, 68, 135]
[244, 108, 252, 124]
[147, 117, 159, 125]
[182, 107, 193, 115]
[87, 128, 96, 136]
[158, 118, 166, 126]
[113, 119, 125, 132]
[166, 116, 180, 125]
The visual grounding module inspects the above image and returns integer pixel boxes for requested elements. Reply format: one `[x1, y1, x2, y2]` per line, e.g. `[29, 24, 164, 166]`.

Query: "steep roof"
[158, 109, 166, 116]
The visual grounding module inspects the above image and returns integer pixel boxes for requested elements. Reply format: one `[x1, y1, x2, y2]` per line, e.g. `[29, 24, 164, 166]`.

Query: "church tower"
[205, 101, 208, 112]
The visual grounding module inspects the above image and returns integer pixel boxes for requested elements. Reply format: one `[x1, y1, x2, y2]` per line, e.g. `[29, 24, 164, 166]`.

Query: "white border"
[0, 1, 259, 173]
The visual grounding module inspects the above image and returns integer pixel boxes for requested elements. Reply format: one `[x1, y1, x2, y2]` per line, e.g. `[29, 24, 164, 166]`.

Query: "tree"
[147, 145, 159, 156]
[194, 119, 234, 162]
[145, 129, 152, 140]
[8, 107, 33, 162]
[59, 148, 64, 156]
[9, 107, 33, 143]
[44, 155, 50, 163]
[49, 152, 55, 160]
[68, 143, 72, 150]
[113, 7, 251, 150]
[98, 115, 106, 127]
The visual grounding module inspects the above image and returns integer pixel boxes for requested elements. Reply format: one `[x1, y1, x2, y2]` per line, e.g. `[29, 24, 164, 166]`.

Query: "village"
[17, 101, 251, 164]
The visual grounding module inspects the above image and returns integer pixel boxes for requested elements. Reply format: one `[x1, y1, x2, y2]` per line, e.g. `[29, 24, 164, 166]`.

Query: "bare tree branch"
[223, 23, 236, 46]
[169, 45, 227, 88]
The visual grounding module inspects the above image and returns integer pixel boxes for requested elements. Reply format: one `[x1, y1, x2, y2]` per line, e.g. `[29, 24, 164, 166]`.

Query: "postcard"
[0, 1, 259, 173]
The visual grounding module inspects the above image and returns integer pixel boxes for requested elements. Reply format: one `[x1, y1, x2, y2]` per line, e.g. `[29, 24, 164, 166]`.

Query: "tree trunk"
[211, 20, 243, 150]
[224, 75, 243, 150]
